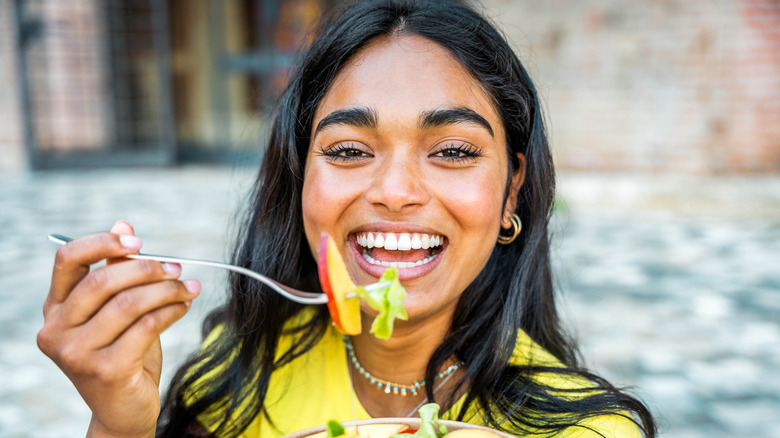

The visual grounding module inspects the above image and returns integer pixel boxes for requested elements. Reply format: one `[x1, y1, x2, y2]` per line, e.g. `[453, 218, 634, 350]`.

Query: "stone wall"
[486, 0, 780, 173]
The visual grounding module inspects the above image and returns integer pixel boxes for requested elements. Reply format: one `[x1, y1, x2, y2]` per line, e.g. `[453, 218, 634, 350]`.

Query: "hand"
[37, 221, 201, 438]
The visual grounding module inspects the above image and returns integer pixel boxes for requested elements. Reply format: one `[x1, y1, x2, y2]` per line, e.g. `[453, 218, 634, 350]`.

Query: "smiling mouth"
[354, 232, 445, 269]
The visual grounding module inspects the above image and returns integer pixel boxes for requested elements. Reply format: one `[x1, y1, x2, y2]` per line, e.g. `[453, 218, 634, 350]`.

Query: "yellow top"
[193, 318, 641, 438]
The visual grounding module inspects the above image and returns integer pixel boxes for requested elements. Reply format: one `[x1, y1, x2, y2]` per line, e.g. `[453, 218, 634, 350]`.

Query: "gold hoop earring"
[497, 213, 522, 245]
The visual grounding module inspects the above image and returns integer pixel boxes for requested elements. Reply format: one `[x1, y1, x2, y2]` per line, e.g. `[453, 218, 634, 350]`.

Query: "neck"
[348, 306, 460, 417]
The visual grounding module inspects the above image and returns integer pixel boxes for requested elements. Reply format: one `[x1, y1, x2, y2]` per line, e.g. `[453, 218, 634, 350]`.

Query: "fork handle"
[47, 234, 329, 305]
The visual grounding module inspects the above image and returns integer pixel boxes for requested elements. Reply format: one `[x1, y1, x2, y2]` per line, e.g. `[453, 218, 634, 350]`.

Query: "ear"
[501, 153, 526, 229]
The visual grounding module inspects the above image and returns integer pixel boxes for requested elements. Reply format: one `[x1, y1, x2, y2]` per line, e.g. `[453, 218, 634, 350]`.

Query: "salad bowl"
[282, 418, 516, 438]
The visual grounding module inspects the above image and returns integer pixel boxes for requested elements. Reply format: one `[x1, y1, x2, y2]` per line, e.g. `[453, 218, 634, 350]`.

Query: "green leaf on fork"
[361, 268, 408, 340]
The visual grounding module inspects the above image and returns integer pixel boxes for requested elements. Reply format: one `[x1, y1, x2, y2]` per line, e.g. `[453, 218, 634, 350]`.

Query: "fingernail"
[161, 262, 182, 276]
[184, 300, 192, 308]
[112, 220, 134, 234]
[119, 235, 142, 250]
[183, 280, 201, 295]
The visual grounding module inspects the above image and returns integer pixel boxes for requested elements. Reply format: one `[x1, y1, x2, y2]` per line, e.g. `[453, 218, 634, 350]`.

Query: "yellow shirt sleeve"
[512, 331, 643, 438]
[556, 414, 642, 438]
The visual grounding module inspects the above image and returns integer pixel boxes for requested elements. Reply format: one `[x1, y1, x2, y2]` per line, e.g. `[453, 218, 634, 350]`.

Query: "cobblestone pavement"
[1, 167, 778, 437]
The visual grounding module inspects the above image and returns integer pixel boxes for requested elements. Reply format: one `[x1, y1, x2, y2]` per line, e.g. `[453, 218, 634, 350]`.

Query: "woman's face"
[302, 34, 523, 321]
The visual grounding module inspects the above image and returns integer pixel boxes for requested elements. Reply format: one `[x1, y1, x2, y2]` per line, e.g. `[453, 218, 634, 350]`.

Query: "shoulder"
[507, 330, 645, 438]
[508, 329, 561, 368]
[509, 330, 593, 391]
[554, 414, 643, 438]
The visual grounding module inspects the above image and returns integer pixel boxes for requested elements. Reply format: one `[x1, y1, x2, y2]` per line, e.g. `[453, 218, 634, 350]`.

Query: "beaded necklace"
[344, 335, 462, 397]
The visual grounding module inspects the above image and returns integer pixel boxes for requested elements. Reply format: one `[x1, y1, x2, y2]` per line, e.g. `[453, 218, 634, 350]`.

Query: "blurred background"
[0, 0, 778, 437]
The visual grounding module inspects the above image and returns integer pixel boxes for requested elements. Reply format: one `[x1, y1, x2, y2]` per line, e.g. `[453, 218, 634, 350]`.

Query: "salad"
[322, 404, 501, 438]
[318, 233, 407, 339]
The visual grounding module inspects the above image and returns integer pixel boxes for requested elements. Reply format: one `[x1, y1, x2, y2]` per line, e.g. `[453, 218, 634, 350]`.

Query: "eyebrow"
[313, 105, 494, 138]
[419, 107, 494, 137]
[314, 107, 377, 137]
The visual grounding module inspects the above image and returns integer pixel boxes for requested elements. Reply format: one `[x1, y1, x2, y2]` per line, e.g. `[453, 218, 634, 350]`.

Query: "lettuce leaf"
[326, 419, 346, 438]
[361, 268, 407, 340]
[326, 403, 446, 438]
[393, 403, 447, 438]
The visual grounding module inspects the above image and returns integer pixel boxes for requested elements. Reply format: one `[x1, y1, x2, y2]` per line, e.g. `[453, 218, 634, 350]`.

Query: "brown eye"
[439, 149, 468, 158]
[322, 142, 372, 162]
[342, 149, 367, 158]
[430, 142, 482, 163]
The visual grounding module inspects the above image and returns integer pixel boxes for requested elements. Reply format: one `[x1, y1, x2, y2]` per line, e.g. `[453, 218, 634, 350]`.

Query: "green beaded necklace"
[344, 335, 462, 397]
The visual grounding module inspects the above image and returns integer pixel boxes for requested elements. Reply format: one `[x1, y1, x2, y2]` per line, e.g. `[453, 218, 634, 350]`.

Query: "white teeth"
[384, 233, 398, 250]
[397, 233, 412, 250]
[356, 231, 444, 269]
[362, 250, 438, 269]
[356, 232, 444, 251]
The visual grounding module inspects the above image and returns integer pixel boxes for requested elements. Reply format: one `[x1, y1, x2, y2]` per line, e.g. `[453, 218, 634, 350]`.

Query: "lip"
[348, 222, 447, 281]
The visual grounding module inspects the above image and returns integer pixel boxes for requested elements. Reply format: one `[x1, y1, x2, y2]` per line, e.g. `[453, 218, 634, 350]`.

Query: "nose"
[364, 151, 430, 212]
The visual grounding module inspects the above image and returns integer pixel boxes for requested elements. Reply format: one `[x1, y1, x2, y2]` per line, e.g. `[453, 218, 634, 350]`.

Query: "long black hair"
[158, 1, 656, 436]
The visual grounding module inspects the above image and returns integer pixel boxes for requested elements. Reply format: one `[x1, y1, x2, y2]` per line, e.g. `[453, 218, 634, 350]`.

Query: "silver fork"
[48, 234, 383, 305]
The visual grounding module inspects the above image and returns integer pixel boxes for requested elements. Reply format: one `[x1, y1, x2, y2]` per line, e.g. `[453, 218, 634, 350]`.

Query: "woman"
[38, 1, 656, 437]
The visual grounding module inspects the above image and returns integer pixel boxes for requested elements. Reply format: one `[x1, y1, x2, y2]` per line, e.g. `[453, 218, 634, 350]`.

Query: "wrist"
[86, 416, 155, 438]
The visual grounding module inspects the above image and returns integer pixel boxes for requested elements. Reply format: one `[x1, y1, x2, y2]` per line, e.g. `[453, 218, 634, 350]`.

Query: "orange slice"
[318, 233, 361, 335]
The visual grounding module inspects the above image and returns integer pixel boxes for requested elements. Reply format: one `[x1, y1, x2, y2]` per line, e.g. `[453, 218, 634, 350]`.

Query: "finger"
[111, 220, 135, 235]
[48, 232, 144, 308]
[107, 221, 136, 266]
[105, 297, 196, 360]
[80, 279, 200, 349]
[59, 259, 184, 326]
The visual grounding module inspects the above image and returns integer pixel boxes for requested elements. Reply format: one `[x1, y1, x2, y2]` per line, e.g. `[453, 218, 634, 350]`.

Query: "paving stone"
[636, 375, 702, 421]
[638, 347, 684, 374]
[710, 399, 780, 437]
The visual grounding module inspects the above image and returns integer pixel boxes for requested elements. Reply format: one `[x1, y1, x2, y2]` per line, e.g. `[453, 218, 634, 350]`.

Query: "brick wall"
[487, 0, 780, 173]
[729, 0, 780, 172]
[0, 0, 24, 170]
[30, 0, 111, 152]
[0, 0, 112, 168]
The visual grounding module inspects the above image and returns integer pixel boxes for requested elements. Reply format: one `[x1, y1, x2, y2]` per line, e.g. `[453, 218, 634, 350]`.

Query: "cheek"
[301, 165, 362, 237]
[435, 172, 506, 231]
[301, 168, 331, 238]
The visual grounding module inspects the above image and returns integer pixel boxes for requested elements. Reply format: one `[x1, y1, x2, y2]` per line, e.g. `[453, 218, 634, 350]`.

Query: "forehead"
[313, 34, 501, 131]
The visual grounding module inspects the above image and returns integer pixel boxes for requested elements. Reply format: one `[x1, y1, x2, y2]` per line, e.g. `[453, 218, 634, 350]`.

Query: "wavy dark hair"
[158, 1, 656, 437]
